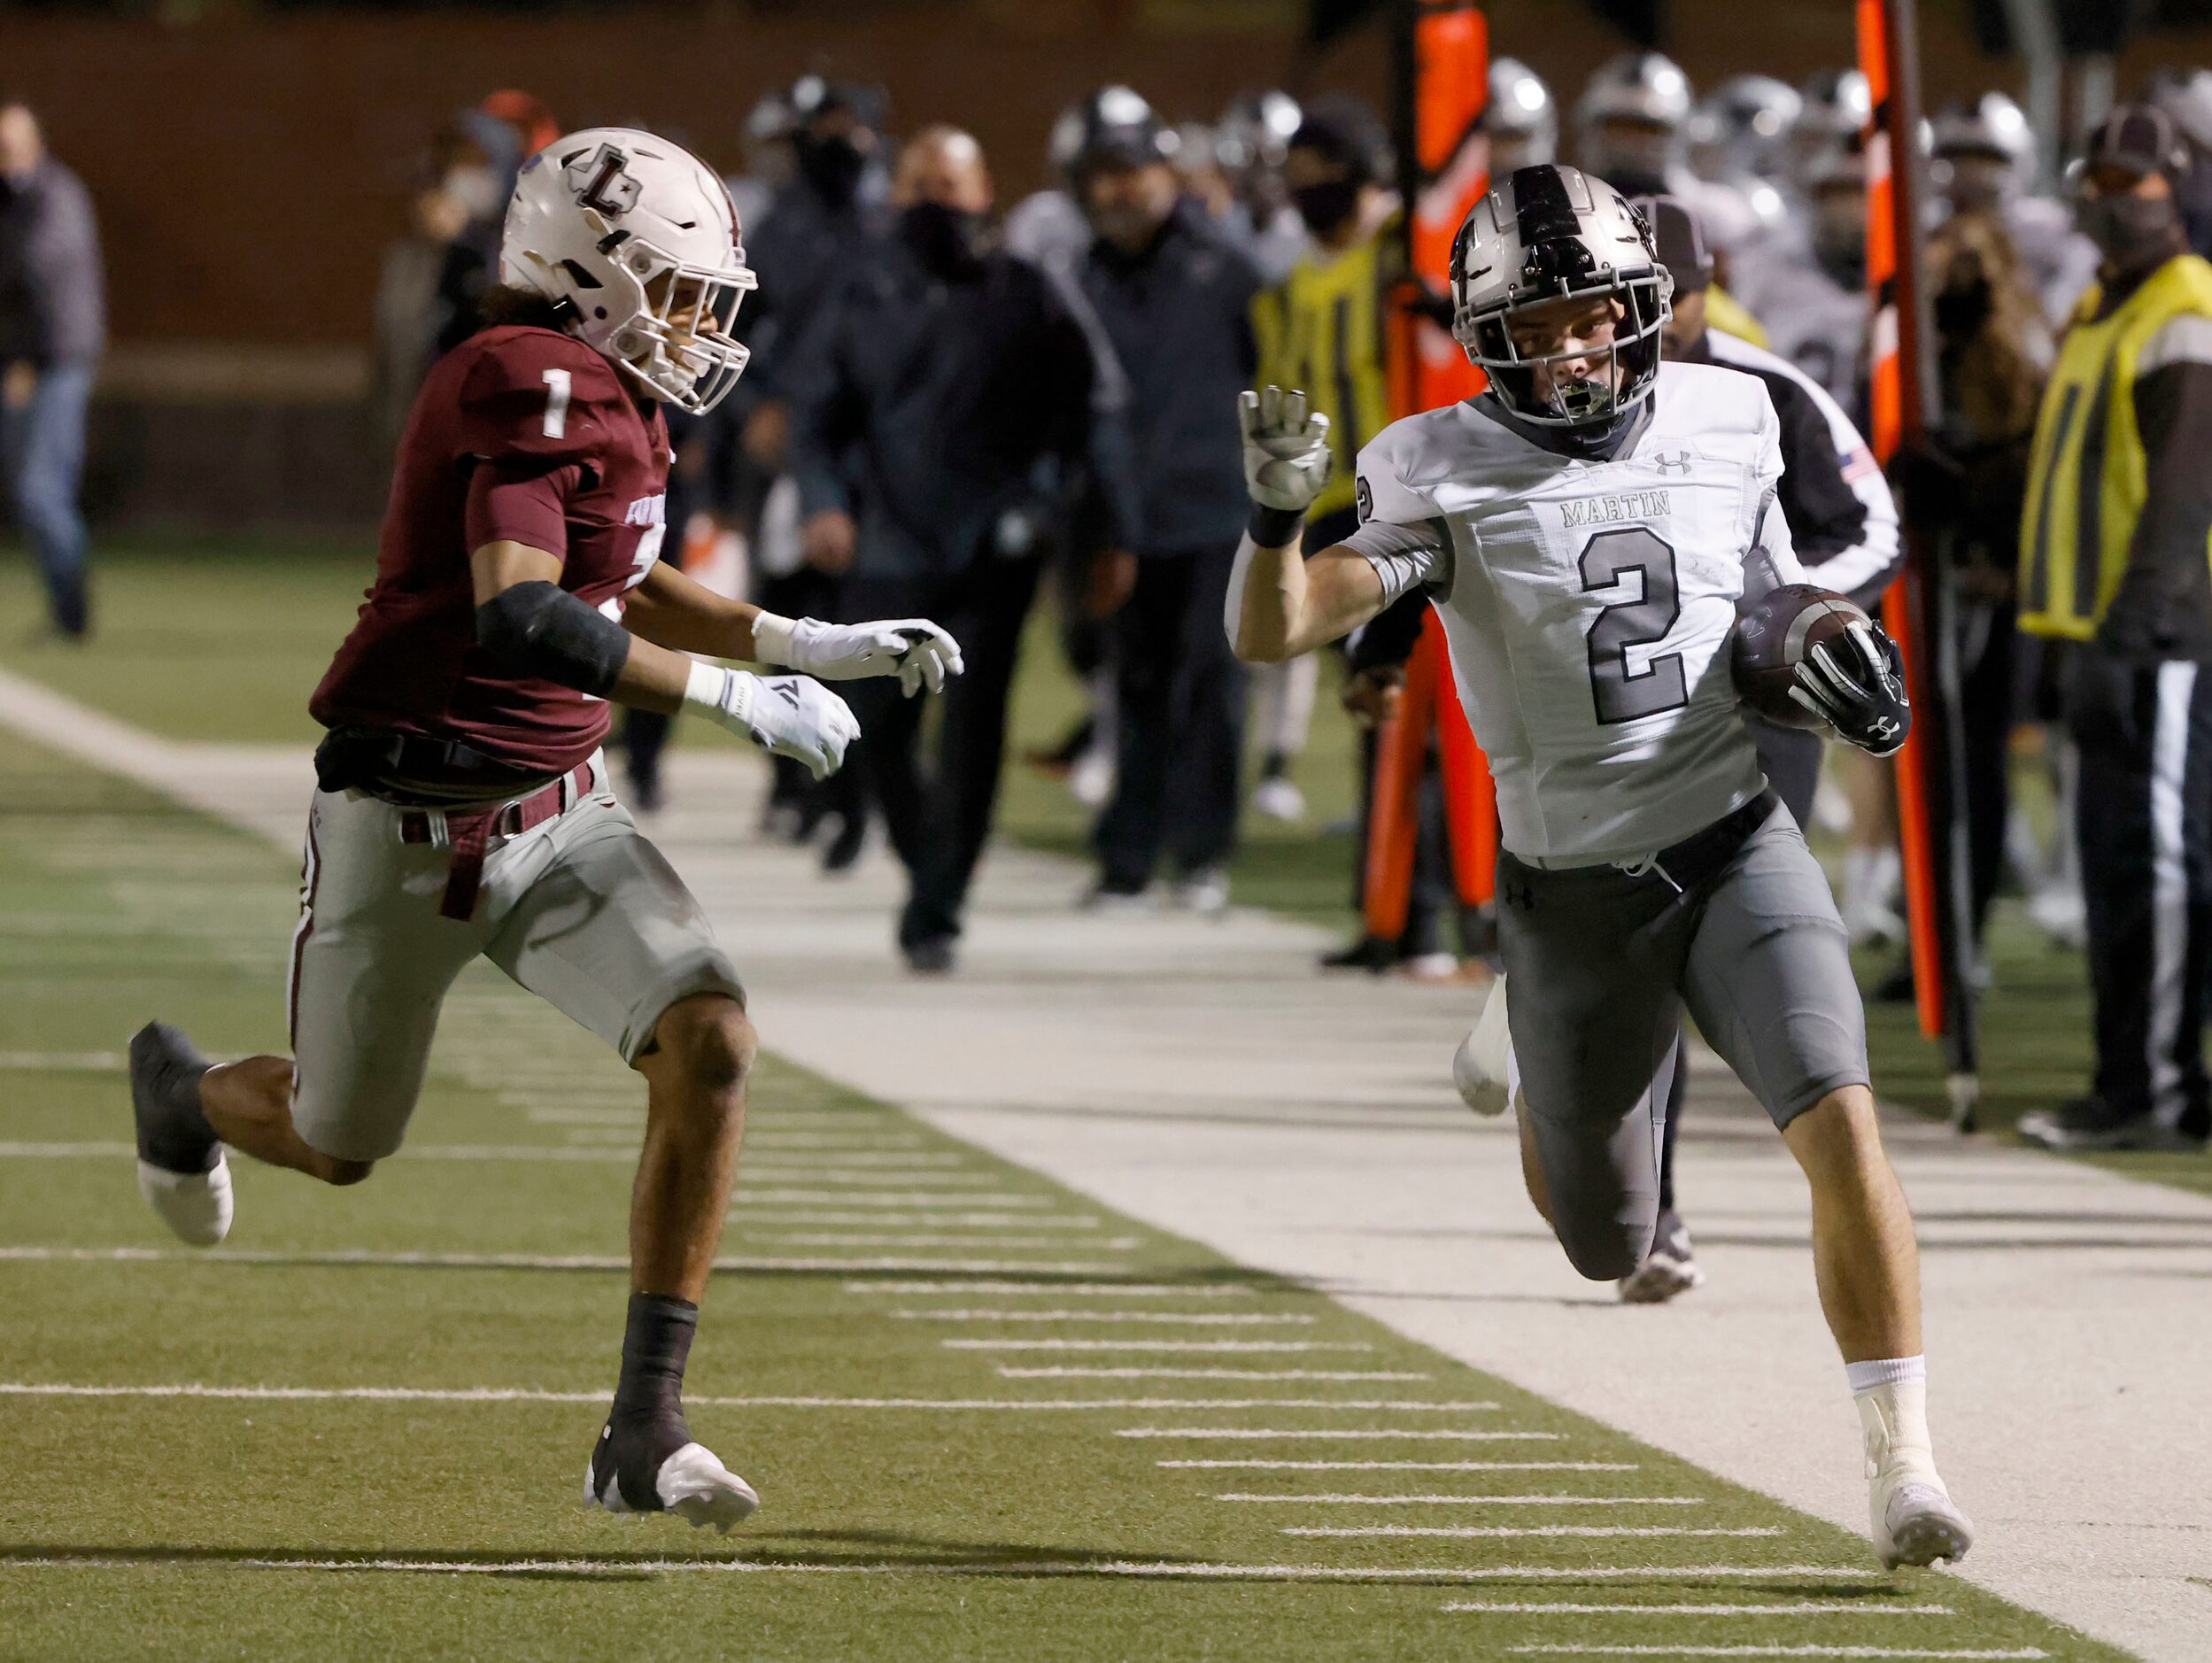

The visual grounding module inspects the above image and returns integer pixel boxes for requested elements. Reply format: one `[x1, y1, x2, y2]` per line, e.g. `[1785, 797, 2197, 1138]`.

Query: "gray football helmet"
[1690, 75, 1804, 181]
[1450, 164, 1674, 428]
[1930, 91, 2035, 210]
[1486, 58, 1558, 173]
[1575, 51, 1693, 198]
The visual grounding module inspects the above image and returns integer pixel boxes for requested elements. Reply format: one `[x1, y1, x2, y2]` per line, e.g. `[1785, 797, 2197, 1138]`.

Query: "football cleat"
[1617, 1208, 1705, 1303]
[128, 1022, 231, 1248]
[1858, 1381, 1974, 1570]
[587, 1419, 760, 1534]
[1451, 976, 1512, 1116]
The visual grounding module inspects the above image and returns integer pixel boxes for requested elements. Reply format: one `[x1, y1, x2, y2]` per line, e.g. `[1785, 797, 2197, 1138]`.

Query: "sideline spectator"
[0, 97, 102, 642]
[2016, 106, 2212, 1154]
[1063, 89, 1261, 912]
[788, 127, 1125, 973]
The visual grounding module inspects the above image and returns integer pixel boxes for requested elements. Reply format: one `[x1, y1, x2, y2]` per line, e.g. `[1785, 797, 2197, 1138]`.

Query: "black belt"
[313, 726, 558, 805]
[1501, 791, 1780, 898]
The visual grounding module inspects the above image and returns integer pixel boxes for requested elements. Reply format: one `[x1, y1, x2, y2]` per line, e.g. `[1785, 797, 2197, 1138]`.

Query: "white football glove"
[751, 613, 964, 697]
[1238, 385, 1334, 514]
[686, 664, 859, 780]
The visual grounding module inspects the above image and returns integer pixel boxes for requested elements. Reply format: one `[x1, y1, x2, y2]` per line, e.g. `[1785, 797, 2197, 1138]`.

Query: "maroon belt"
[398, 762, 596, 922]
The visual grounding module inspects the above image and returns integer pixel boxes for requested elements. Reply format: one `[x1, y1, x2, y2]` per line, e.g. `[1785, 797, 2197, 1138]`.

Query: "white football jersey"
[1350, 361, 1806, 866]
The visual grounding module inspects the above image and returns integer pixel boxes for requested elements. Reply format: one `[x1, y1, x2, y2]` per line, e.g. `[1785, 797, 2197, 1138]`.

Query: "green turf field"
[6, 538, 2205, 1205]
[0, 716, 2123, 1660]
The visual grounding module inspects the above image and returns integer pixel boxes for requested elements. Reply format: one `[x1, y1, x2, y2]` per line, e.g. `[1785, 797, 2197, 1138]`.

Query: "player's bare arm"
[1226, 385, 1388, 661]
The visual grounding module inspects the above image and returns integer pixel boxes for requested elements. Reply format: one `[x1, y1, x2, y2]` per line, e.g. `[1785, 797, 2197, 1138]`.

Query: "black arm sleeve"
[2105, 359, 2212, 659]
[475, 580, 632, 698]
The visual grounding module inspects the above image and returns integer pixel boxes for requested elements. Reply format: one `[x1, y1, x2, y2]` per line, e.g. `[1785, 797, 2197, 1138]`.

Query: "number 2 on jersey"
[1579, 527, 1689, 724]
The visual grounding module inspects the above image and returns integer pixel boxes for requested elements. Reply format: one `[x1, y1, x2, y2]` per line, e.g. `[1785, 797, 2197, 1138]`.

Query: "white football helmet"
[1450, 164, 1672, 428]
[500, 127, 757, 414]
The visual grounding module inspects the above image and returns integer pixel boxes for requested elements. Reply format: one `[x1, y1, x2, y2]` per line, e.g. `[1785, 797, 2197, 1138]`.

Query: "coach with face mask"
[1059, 88, 1263, 910]
[787, 126, 1129, 974]
[2017, 106, 2212, 1155]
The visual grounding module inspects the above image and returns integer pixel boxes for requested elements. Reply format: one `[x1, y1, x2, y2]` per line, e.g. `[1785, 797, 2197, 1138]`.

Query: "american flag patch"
[1841, 446, 1882, 483]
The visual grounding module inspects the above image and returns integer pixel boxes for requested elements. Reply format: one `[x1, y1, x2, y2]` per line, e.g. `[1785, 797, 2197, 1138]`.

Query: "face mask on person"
[1289, 176, 1362, 237]
[1932, 278, 1993, 341]
[443, 164, 504, 221]
[901, 200, 988, 275]
[2077, 189, 2183, 271]
[795, 132, 870, 207]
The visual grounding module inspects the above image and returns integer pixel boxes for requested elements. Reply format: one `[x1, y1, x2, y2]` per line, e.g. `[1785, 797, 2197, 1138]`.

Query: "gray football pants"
[1497, 799, 1870, 1281]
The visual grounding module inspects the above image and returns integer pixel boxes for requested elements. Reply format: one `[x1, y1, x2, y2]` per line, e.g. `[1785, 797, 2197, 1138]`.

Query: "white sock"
[1849, 1356, 1937, 1480]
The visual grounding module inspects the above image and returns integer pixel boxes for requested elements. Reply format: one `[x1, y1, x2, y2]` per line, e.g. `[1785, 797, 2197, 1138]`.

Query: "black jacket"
[0, 159, 104, 366]
[1064, 200, 1261, 555]
[789, 226, 1123, 578]
[736, 178, 884, 411]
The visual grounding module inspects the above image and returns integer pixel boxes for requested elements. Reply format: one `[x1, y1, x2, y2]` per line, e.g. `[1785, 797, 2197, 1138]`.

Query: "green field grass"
[0, 726, 2129, 1659]
[8, 538, 2206, 1204]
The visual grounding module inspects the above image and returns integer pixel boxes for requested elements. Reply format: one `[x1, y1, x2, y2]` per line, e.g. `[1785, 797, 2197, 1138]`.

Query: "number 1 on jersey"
[1580, 527, 1689, 724]
[540, 367, 572, 439]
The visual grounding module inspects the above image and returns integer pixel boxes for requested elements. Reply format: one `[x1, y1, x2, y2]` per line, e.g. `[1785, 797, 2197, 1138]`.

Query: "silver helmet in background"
[1486, 58, 1558, 175]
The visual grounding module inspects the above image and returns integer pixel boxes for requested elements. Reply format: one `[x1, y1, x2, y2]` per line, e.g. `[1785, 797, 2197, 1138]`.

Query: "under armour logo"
[565, 143, 643, 218]
[1356, 476, 1373, 522]
[1652, 450, 1691, 476]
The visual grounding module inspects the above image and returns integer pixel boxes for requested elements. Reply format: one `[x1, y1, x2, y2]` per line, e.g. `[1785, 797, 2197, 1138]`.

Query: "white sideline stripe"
[728, 1212, 1102, 1228]
[0, 1556, 1888, 1583]
[1165, 1460, 1634, 1472]
[1121, 1429, 1541, 1442]
[743, 1171, 1003, 1187]
[899, 1311, 1315, 1326]
[1285, 1526, 1782, 1539]
[844, 1280, 1259, 1296]
[1445, 1602, 1955, 1615]
[1001, 1369, 1424, 1381]
[0, 1247, 1129, 1275]
[1217, 1493, 1698, 1506]
[0, 1384, 1465, 1412]
[945, 1339, 1367, 1353]
[1509, 1651, 2040, 1660]
[740, 1133, 924, 1149]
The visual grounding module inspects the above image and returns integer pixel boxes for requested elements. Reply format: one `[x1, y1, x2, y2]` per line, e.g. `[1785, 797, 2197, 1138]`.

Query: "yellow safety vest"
[1705, 284, 1770, 350]
[1251, 233, 1395, 522]
[2019, 253, 2212, 638]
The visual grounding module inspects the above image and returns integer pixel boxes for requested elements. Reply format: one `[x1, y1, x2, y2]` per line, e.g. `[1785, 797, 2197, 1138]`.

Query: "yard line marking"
[1001, 1369, 1425, 1381]
[0, 1142, 996, 1173]
[0, 1051, 125, 1071]
[0, 1555, 1889, 1583]
[742, 1154, 971, 1169]
[727, 1211, 1103, 1228]
[1445, 1603, 1954, 1615]
[900, 1311, 1316, 1326]
[1120, 1429, 1541, 1442]
[0, 1384, 1468, 1411]
[741, 1193, 1056, 1210]
[1164, 1460, 1635, 1472]
[945, 1338, 1371, 1353]
[1510, 1650, 2040, 1660]
[525, 1107, 644, 1125]
[1285, 1526, 1783, 1539]
[0, 1247, 1130, 1275]
[1215, 1492, 1698, 1506]
[762, 1234, 1141, 1249]
[740, 1133, 924, 1149]
[843, 1280, 1262, 1296]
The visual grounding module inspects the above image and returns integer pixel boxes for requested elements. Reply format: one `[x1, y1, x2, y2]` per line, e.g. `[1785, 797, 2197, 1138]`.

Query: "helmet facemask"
[1457, 263, 1671, 428]
[588, 226, 756, 415]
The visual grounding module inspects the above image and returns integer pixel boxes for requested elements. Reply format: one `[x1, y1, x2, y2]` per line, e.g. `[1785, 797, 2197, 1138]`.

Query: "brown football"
[1731, 584, 1869, 731]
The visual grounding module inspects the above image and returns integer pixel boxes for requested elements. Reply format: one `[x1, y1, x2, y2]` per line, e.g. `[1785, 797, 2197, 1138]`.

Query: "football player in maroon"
[123, 128, 963, 1530]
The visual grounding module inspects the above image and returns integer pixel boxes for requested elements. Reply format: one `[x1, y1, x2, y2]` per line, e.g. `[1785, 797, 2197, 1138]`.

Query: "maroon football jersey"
[311, 326, 669, 782]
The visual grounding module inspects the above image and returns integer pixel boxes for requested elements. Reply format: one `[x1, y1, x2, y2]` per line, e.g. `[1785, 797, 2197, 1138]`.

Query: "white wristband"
[684, 660, 746, 727]
[749, 610, 798, 667]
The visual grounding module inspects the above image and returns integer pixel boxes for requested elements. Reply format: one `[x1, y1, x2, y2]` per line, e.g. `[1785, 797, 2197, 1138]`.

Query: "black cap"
[1630, 194, 1711, 293]
[1289, 93, 1392, 184]
[2081, 103, 2192, 185]
[1053, 86, 1178, 177]
[785, 74, 888, 134]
